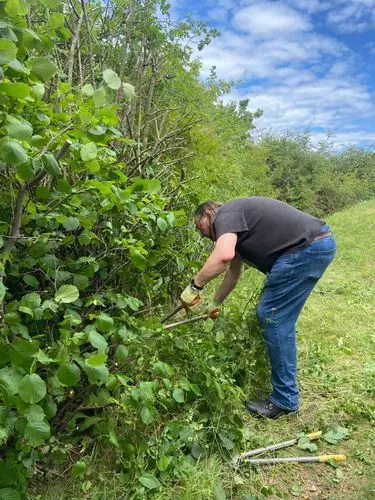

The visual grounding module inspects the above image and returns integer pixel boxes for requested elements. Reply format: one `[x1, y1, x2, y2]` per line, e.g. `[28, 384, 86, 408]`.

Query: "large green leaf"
[80, 142, 97, 162]
[140, 406, 155, 425]
[30, 56, 58, 82]
[324, 426, 350, 444]
[4, 312, 20, 325]
[0, 489, 21, 500]
[88, 125, 106, 136]
[122, 82, 135, 101]
[172, 388, 184, 403]
[0, 366, 23, 395]
[139, 474, 161, 490]
[18, 373, 46, 403]
[36, 186, 52, 200]
[73, 274, 89, 290]
[129, 248, 147, 270]
[83, 362, 109, 385]
[114, 345, 128, 363]
[157, 217, 168, 231]
[16, 163, 34, 181]
[63, 216, 80, 231]
[93, 86, 109, 107]
[96, 313, 114, 332]
[157, 455, 172, 472]
[48, 12, 64, 28]
[57, 363, 80, 386]
[0, 39, 17, 65]
[55, 284, 79, 303]
[72, 461, 87, 478]
[152, 361, 174, 377]
[6, 115, 33, 141]
[103, 69, 121, 90]
[23, 274, 39, 288]
[31, 82, 45, 99]
[88, 330, 107, 353]
[86, 353, 107, 367]
[0, 139, 28, 164]
[7, 59, 30, 74]
[20, 292, 41, 310]
[25, 404, 45, 423]
[297, 435, 318, 452]
[0, 82, 30, 98]
[24, 418, 50, 446]
[8, 339, 38, 370]
[57, 178, 71, 194]
[5, 0, 28, 16]
[81, 83, 94, 96]
[42, 153, 61, 177]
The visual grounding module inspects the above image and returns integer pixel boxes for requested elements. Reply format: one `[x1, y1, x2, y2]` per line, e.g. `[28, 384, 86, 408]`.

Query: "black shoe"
[245, 399, 297, 419]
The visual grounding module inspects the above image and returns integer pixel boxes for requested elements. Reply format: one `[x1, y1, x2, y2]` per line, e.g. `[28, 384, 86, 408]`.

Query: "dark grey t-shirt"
[213, 197, 324, 273]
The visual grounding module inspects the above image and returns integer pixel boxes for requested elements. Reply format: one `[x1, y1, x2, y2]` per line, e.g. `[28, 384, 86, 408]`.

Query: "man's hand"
[205, 300, 219, 316]
[180, 281, 202, 309]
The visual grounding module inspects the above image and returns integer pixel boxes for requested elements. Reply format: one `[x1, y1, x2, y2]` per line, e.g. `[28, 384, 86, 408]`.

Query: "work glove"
[204, 300, 220, 318]
[180, 280, 202, 309]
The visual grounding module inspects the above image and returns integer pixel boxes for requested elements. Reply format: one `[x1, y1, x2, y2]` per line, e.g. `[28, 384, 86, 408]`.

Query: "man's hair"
[193, 201, 222, 217]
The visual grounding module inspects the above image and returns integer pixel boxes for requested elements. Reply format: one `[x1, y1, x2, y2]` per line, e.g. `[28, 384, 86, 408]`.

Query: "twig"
[77, 403, 116, 411]
[68, 10, 84, 85]
[80, 0, 95, 87]
[164, 175, 200, 197]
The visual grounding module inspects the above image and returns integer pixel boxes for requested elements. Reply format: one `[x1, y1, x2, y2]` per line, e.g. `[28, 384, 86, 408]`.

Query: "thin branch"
[164, 175, 200, 197]
[161, 152, 196, 167]
[68, 10, 84, 85]
[80, 0, 95, 87]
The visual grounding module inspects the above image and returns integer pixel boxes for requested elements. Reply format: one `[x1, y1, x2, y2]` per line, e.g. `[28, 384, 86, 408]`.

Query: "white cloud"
[232, 2, 312, 36]
[197, 30, 346, 80]
[171, 0, 375, 146]
[229, 74, 375, 140]
[308, 130, 375, 148]
[325, 0, 375, 33]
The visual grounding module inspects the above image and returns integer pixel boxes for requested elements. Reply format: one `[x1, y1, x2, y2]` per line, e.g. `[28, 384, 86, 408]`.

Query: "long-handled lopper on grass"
[233, 431, 346, 466]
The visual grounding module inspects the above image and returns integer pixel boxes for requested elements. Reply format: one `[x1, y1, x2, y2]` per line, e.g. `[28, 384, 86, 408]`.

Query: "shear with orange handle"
[160, 297, 220, 330]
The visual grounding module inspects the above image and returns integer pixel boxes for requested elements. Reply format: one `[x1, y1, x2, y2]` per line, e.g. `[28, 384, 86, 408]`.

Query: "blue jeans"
[256, 224, 336, 411]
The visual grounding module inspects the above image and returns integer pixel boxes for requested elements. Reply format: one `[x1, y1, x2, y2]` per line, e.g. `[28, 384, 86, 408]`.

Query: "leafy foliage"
[324, 426, 350, 445]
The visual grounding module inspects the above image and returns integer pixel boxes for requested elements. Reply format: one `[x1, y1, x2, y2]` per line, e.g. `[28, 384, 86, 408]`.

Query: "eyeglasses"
[195, 214, 208, 238]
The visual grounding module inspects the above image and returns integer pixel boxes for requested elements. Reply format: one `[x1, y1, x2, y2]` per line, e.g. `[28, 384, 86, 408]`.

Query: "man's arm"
[214, 254, 244, 305]
[193, 233, 237, 288]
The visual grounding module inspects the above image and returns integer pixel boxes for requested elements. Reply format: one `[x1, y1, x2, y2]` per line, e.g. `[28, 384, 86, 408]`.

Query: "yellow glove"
[180, 280, 202, 309]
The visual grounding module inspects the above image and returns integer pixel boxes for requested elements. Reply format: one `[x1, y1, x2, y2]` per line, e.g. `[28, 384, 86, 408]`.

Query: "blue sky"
[169, 0, 375, 147]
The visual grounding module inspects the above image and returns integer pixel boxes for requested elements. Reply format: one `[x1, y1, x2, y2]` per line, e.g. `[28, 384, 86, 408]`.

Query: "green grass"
[31, 200, 375, 499]
[221, 198, 375, 499]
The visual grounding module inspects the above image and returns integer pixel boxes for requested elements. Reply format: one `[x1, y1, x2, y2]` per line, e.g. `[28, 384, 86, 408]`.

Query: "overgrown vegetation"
[0, 1, 374, 498]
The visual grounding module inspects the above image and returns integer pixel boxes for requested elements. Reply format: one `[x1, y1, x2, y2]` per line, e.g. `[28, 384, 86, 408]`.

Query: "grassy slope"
[222, 198, 375, 499]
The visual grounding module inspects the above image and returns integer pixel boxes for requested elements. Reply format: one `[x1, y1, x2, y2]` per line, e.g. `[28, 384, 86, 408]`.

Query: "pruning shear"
[160, 297, 220, 330]
[232, 431, 346, 467]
